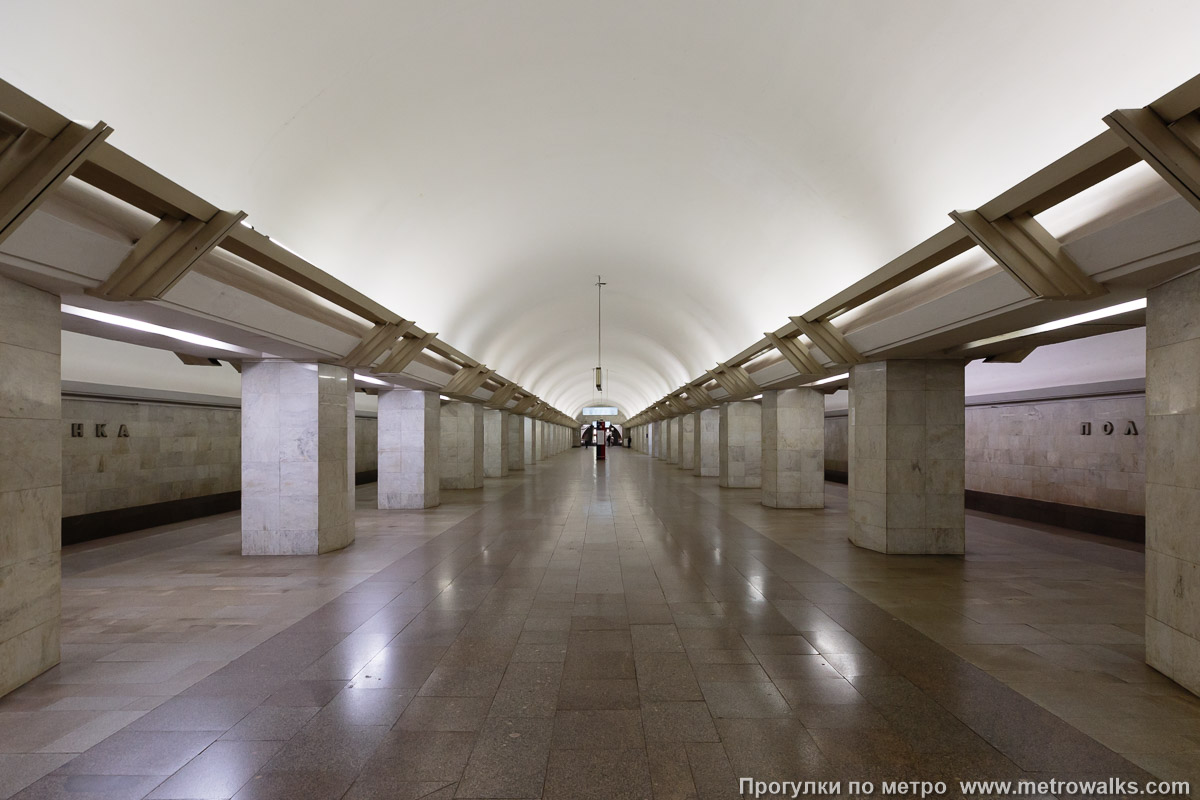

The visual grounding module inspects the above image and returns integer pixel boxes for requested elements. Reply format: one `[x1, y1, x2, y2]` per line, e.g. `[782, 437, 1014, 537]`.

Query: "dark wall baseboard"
[63, 471, 382, 546]
[964, 490, 1144, 542]
[62, 491, 242, 546]
[823, 470, 1144, 543]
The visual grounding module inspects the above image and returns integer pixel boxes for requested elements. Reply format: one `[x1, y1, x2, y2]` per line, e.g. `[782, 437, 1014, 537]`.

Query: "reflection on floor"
[1, 450, 1197, 799]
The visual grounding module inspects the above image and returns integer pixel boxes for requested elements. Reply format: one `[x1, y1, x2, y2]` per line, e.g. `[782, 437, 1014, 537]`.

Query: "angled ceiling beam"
[511, 395, 539, 415]
[174, 352, 221, 366]
[707, 363, 759, 400]
[949, 209, 1105, 300]
[442, 364, 493, 397]
[223, 225, 400, 325]
[0, 120, 111, 247]
[374, 331, 437, 375]
[486, 383, 518, 409]
[763, 331, 827, 376]
[666, 395, 691, 415]
[685, 384, 714, 408]
[788, 317, 865, 366]
[1105, 107, 1200, 216]
[983, 346, 1038, 364]
[339, 320, 414, 368]
[91, 209, 247, 300]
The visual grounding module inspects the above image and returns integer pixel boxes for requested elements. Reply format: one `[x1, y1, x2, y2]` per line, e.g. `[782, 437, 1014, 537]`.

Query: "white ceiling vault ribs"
[626, 74, 1200, 428]
[0, 78, 577, 428]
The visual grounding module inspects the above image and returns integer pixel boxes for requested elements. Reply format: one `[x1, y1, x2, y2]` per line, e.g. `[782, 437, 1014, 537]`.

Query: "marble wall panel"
[719, 401, 761, 488]
[240, 361, 353, 555]
[678, 413, 695, 470]
[0, 274, 61, 697]
[483, 409, 510, 478]
[762, 389, 824, 508]
[1146, 269, 1200, 696]
[440, 402, 484, 489]
[378, 389, 439, 509]
[848, 360, 964, 555]
[508, 412, 525, 471]
[695, 409, 720, 477]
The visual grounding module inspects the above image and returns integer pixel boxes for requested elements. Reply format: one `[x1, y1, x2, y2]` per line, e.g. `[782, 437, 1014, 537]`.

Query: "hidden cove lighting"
[61, 305, 257, 355]
[959, 298, 1147, 352]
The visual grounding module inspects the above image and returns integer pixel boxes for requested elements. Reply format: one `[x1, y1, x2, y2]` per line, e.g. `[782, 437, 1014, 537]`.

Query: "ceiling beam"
[788, 317, 864, 365]
[949, 209, 1105, 300]
[763, 331, 827, 376]
[339, 321, 414, 368]
[91, 210, 247, 300]
[486, 383, 518, 409]
[374, 331, 437, 375]
[685, 384, 714, 409]
[0, 120, 111, 248]
[511, 395, 539, 415]
[1105, 107, 1200, 216]
[442, 364, 493, 398]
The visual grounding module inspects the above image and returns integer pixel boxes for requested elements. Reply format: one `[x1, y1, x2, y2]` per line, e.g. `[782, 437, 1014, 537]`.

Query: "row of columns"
[630, 365, 966, 556]
[2, 262, 1198, 699]
[242, 377, 576, 553]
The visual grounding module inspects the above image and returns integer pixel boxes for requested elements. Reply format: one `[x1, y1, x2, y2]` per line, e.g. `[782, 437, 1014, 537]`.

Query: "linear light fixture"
[958, 298, 1146, 352]
[62, 304, 258, 355]
[354, 373, 390, 386]
[811, 372, 850, 386]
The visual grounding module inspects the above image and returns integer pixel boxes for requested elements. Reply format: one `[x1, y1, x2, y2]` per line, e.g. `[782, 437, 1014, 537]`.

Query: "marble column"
[1146, 270, 1200, 696]
[537, 421, 547, 460]
[346, 380, 357, 507]
[483, 409, 509, 478]
[653, 421, 664, 459]
[762, 388, 825, 509]
[0, 275, 61, 697]
[241, 361, 353, 555]
[508, 412, 525, 472]
[525, 417, 536, 464]
[848, 359, 964, 555]
[378, 389, 440, 509]
[666, 418, 679, 464]
[695, 409, 720, 477]
[719, 401, 762, 488]
[678, 414, 695, 470]
[440, 402, 484, 489]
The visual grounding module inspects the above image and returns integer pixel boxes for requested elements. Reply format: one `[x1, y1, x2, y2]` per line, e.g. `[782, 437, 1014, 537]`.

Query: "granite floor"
[1, 449, 1198, 799]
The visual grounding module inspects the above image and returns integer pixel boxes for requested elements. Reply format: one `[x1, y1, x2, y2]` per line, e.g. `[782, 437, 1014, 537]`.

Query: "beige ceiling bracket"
[666, 395, 691, 415]
[0, 120, 111, 247]
[91, 209, 247, 299]
[709, 363, 759, 399]
[949, 209, 1104, 300]
[685, 384, 714, 408]
[442, 364, 494, 397]
[374, 331, 437, 375]
[788, 317, 864, 365]
[511, 395, 539, 415]
[339, 320, 415, 368]
[764, 331, 828, 376]
[1105, 107, 1200, 216]
[486, 383, 518, 409]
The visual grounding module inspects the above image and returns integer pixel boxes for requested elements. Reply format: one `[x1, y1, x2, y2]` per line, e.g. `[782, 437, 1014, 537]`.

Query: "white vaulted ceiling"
[3, 1, 1199, 415]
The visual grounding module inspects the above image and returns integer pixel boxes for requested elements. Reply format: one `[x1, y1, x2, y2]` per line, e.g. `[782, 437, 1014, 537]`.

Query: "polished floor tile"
[3, 451, 1198, 798]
